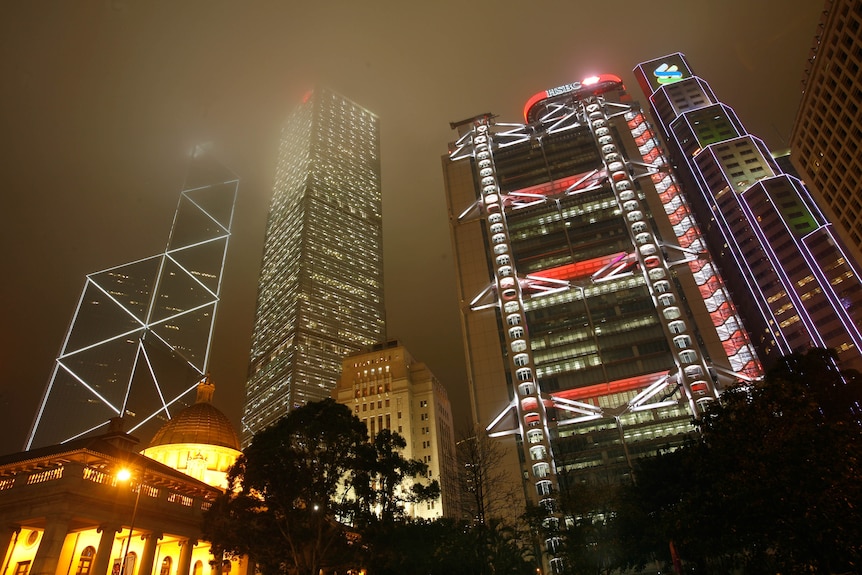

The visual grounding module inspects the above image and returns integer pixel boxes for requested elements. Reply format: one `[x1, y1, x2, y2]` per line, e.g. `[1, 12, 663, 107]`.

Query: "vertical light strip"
[590, 100, 715, 414]
[626, 111, 762, 381]
[470, 118, 563, 534]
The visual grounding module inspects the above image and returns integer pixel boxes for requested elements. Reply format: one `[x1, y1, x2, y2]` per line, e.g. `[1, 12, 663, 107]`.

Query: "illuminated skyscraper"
[635, 53, 862, 370]
[443, 75, 759, 570]
[791, 0, 862, 264]
[26, 150, 237, 450]
[242, 89, 385, 445]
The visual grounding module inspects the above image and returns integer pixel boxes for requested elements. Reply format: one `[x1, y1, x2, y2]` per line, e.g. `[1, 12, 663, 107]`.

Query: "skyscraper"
[791, 0, 862, 264]
[636, 53, 862, 370]
[443, 75, 759, 570]
[334, 340, 460, 520]
[242, 89, 386, 445]
[26, 150, 237, 450]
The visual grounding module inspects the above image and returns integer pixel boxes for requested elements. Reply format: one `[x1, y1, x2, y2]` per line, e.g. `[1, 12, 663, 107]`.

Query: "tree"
[456, 425, 521, 525]
[352, 428, 440, 526]
[553, 471, 625, 575]
[454, 426, 538, 575]
[203, 399, 368, 575]
[204, 399, 445, 575]
[443, 518, 536, 575]
[617, 349, 862, 574]
[349, 429, 442, 575]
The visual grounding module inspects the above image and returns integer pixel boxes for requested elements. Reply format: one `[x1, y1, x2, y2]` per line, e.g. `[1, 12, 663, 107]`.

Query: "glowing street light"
[117, 465, 144, 575]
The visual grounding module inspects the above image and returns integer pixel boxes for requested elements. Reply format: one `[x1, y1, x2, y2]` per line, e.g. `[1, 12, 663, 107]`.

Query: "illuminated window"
[75, 548, 95, 575]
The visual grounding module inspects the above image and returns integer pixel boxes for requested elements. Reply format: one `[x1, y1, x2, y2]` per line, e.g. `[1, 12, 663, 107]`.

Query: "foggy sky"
[0, 1, 824, 455]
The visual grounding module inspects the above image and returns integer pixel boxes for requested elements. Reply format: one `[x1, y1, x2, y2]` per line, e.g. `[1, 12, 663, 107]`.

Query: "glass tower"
[242, 88, 385, 445]
[444, 76, 759, 571]
[26, 150, 238, 450]
[635, 53, 862, 370]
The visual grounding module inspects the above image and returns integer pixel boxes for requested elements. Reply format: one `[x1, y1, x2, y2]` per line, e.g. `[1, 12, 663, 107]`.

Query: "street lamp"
[117, 465, 144, 575]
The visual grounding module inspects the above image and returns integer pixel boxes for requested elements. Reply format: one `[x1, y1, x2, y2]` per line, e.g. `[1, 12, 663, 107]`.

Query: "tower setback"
[636, 53, 862, 370]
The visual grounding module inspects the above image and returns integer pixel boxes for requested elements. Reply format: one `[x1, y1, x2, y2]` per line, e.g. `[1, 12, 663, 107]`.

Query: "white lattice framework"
[25, 151, 237, 450]
[449, 87, 766, 519]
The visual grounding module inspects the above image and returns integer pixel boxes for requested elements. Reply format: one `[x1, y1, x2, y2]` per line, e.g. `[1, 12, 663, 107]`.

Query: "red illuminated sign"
[523, 74, 624, 122]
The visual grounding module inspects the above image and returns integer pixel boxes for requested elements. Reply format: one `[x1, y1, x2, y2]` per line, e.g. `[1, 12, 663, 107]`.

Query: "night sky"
[0, 1, 824, 455]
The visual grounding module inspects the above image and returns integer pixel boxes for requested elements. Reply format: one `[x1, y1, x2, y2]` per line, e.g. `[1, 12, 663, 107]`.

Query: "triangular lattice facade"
[26, 151, 237, 449]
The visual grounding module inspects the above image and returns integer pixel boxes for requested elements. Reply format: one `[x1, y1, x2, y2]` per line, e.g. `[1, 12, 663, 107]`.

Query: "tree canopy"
[617, 349, 862, 574]
[202, 399, 441, 575]
[203, 399, 367, 575]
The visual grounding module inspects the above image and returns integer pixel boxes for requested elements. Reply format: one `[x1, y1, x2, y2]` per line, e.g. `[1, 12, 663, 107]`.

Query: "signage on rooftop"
[523, 74, 623, 122]
[640, 53, 692, 92]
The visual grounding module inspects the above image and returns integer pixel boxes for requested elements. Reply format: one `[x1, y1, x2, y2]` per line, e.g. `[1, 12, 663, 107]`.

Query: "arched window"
[75, 547, 96, 575]
[123, 552, 137, 575]
[192, 562, 203, 575]
[159, 557, 172, 575]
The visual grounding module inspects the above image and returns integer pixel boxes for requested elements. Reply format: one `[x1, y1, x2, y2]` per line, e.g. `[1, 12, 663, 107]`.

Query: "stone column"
[0, 525, 22, 575]
[136, 533, 162, 575]
[30, 515, 71, 575]
[176, 539, 196, 575]
[92, 524, 121, 575]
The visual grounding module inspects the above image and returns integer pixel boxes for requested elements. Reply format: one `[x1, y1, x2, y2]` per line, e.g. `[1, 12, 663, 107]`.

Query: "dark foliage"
[617, 349, 862, 574]
[203, 399, 443, 575]
[203, 399, 366, 575]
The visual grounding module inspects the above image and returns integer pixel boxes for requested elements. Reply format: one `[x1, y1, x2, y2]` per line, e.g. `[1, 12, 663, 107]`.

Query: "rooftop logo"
[654, 63, 684, 85]
[546, 81, 582, 97]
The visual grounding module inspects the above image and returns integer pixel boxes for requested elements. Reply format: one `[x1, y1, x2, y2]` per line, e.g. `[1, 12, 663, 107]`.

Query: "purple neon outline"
[667, 122, 794, 354]
[627, 111, 759, 373]
[649, 68, 862, 361]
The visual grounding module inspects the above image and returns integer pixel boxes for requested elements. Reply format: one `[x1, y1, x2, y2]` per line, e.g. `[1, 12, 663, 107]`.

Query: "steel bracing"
[449, 80, 761, 570]
[25, 150, 237, 450]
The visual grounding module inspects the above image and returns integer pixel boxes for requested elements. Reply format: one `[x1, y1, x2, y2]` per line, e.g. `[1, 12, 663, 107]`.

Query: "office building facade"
[791, 0, 862, 264]
[636, 53, 862, 370]
[334, 341, 460, 520]
[26, 151, 237, 450]
[242, 89, 386, 445]
[443, 75, 759, 569]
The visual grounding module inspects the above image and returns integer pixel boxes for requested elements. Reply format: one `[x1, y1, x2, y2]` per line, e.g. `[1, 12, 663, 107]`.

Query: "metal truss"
[25, 150, 237, 450]
[487, 371, 683, 433]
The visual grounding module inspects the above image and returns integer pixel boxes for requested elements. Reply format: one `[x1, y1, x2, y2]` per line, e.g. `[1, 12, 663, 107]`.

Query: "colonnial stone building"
[0, 379, 244, 575]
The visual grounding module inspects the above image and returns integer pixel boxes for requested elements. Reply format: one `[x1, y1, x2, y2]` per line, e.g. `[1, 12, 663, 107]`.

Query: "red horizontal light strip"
[507, 171, 597, 199]
[535, 252, 627, 282]
[552, 371, 668, 403]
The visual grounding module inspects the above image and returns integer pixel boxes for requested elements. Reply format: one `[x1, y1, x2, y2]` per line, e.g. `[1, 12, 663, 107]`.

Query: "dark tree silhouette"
[456, 425, 520, 525]
[204, 399, 441, 575]
[617, 349, 862, 574]
[354, 428, 440, 525]
[203, 399, 367, 575]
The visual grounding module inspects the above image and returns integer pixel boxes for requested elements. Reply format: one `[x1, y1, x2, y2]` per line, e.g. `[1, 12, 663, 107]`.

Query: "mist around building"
[2, 2, 862, 574]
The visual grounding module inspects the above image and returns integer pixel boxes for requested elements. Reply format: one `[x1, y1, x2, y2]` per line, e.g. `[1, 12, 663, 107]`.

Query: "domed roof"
[148, 377, 241, 451]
